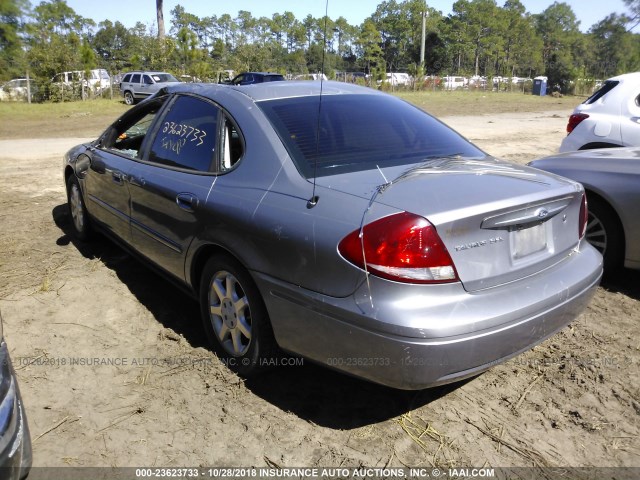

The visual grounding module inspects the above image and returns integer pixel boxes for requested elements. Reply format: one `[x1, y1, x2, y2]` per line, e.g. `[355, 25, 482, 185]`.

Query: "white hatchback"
[560, 72, 640, 152]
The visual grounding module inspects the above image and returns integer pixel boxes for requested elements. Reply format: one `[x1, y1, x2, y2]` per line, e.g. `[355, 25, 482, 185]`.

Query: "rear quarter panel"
[530, 153, 640, 268]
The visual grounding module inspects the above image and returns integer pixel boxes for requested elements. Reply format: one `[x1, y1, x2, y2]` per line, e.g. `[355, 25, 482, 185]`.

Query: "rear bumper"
[0, 341, 32, 480]
[559, 132, 583, 152]
[256, 244, 603, 390]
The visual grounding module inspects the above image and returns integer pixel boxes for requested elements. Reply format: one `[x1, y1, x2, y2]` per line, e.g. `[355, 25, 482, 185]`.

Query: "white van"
[443, 76, 467, 90]
[385, 72, 411, 86]
[52, 69, 110, 91]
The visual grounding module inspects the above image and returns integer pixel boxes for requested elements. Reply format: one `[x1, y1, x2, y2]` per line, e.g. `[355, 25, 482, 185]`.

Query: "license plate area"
[512, 222, 547, 259]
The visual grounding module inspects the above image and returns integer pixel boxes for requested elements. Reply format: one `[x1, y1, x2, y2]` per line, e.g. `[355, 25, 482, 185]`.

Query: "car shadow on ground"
[52, 204, 207, 348]
[245, 367, 464, 429]
[600, 268, 640, 301]
[52, 203, 468, 428]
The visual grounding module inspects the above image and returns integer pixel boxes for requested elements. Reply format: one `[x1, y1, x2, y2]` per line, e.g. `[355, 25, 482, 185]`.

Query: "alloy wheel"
[208, 270, 252, 356]
[585, 211, 607, 255]
[69, 183, 84, 233]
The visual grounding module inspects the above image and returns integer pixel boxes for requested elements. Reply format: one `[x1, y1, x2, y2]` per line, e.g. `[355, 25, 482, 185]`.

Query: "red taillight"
[338, 212, 458, 284]
[579, 193, 588, 239]
[567, 113, 589, 134]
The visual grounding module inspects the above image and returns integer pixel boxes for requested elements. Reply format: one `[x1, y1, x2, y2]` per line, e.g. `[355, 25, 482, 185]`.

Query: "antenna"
[307, 0, 330, 209]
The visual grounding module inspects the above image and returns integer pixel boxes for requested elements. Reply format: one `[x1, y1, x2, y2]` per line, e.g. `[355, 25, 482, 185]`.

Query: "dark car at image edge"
[0, 311, 32, 480]
[62, 81, 602, 390]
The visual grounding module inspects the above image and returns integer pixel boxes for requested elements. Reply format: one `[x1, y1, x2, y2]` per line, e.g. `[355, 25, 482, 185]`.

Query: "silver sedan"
[529, 148, 640, 272]
[63, 81, 602, 389]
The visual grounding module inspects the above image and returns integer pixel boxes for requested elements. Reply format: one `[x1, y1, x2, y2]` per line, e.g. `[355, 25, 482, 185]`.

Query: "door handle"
[176, 193, 198, 212]
[129, 176, 145, 187]
[112, 171, 125, 184]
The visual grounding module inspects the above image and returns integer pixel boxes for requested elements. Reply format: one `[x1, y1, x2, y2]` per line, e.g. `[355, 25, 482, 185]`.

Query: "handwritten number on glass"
[162, 122, 207, 146]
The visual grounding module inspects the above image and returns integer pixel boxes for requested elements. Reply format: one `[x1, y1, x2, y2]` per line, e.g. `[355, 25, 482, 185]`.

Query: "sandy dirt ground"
[0, 108, 638, 473]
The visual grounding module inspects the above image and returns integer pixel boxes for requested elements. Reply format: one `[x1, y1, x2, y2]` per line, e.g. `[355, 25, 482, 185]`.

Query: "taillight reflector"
[338, 212, 458, 284]
[579, 193, 588, 239]
[567, 113, 589, 134]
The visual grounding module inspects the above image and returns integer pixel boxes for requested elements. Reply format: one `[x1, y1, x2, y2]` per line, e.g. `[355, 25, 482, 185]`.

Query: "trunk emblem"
[481, 196, 572, 230]
[536, 208, 550, 219]
[455, 236, 504, 252]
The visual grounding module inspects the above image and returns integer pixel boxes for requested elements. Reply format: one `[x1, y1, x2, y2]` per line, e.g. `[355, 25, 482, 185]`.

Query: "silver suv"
[120, 71, 180, 105]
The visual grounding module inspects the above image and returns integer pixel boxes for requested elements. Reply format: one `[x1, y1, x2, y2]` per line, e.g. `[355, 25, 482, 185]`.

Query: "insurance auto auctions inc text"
[189, 467, 495, 479]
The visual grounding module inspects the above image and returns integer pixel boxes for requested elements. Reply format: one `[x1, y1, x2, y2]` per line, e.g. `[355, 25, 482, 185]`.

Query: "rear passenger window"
[131, 73, 141, 84]
[221, 116, 244, 171]
[584, 80, 619, 105]
[148, 95, 218, 172]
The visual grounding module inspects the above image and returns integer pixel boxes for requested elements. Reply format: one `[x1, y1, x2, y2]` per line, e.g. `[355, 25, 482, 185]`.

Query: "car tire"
[585, 196, 624, 272]
[66, 175, 92, 241]
[124, 91, 135, 105]
[199, 254, 278, 376]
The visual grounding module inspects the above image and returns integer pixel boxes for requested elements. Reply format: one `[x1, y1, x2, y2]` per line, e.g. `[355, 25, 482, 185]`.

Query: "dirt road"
[0, 108, 638, 472]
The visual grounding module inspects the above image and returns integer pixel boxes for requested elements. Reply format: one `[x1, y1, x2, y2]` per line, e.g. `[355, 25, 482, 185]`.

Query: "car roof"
[607, 71, 640, 83]
[239, 72, 282, 76]
[126, 71, 173, 75]
[539, 146, 640, 161]
[162, 80, 385, 102]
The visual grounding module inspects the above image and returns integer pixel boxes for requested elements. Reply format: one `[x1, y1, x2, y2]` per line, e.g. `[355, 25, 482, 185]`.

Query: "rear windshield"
[583, 80, 619, 105]
[258, 94, 483, 177]
[152, 73, 179, 83]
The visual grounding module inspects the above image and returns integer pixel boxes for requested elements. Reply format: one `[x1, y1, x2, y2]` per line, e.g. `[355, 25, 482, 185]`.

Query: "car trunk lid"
[317, 156, 585, 291]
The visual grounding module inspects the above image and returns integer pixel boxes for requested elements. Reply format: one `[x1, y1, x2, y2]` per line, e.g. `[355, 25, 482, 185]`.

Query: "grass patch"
[0, 98, 130, 140]
[0, 90, 580, 140]
[394, 90, 580, 117]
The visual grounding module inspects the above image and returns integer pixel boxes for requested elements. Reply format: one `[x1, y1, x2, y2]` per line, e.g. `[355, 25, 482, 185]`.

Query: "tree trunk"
[156, 0, 165, 40]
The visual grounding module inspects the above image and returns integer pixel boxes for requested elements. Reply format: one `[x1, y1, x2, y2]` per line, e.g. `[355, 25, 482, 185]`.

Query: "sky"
[63, 0, 634, 33]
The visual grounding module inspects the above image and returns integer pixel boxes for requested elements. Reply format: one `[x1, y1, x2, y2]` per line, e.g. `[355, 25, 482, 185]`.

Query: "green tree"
[449, 0, 502, 76]
[369, 0, 414, 71]
[93, 20, 134, 72]
[235, 10, 256, 46]
[589, 14, 637, 77]
[176, 26, 197, 72]
[499, 0, 543, 77]
[356, 19, 384, 78]
[535, 2, 583, 92]
[26, 0, 94, 84]
[0, 0, 29, 79]
[31, 0, 93, 36]
[624, 0, 640, 30]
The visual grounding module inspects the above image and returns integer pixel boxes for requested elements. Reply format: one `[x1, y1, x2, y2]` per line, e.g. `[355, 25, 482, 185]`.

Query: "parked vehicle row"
[1, 69, 111, 102]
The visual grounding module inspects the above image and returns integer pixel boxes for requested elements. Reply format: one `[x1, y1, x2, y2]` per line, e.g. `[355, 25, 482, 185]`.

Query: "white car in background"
[560, 72, 640, 152]
[52, 69, 110, 91]
[385, 72, 411, 86]
[0, 78, 32, 101]
[443, 75, 467, 90]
